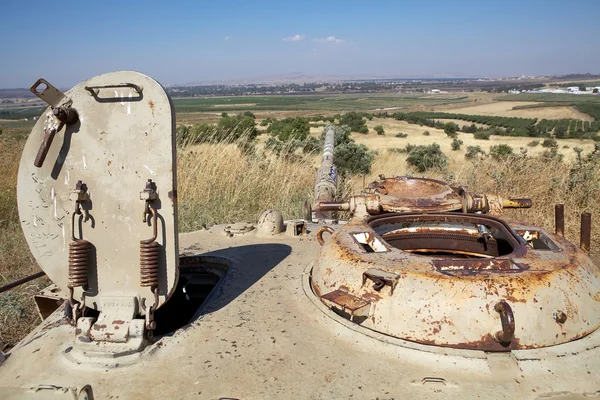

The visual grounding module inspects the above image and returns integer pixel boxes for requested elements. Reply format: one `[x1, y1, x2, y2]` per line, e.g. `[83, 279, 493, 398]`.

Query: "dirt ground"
[442, 101, 593, 121]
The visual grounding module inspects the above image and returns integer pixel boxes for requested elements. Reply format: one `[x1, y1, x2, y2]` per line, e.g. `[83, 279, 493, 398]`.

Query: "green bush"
[489, 144, 514, 159]
[395, 132, 408, 138]
[451, 138, 463, 151]
[473, 131, 491, 140]
[406, 143, 448, 172]
[334, 142, 376, 175]
[527, 140, 539, 147]
[465, 145, 486, 160]
[422, 130, 430, 136]
[267, 117, 310, 141]
[339, 112, 369, 134]
[374, 125, 385, 135]
[444, 122, 459, 138]
[542, 138, 558, 148]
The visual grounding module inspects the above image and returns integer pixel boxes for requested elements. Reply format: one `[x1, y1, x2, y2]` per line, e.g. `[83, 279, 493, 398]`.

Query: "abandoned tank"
[0, 71, 599, 399]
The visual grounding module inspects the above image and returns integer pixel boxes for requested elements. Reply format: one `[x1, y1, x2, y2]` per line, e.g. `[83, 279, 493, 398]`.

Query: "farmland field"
[173, 93, 470, 113]
[444, 101, 594, 121]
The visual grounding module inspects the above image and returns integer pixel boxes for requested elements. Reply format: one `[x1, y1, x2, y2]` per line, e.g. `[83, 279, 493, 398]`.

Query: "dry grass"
[358, 118, 597, 161]
[441, 101, 594, 121]
[177, 135, 315, 232]
[0, 134, 47, 346]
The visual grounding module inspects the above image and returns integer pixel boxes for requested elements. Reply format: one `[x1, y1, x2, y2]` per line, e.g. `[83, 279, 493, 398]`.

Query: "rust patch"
[149, 100, 155, 117]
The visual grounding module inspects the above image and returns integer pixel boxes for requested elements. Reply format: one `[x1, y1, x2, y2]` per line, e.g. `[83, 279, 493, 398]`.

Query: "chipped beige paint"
[16, 71, 179, 313]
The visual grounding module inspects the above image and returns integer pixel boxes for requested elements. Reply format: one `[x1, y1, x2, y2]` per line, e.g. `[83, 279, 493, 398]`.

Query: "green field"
[173, 93, 470, 113]
[498, 93, 600, 104]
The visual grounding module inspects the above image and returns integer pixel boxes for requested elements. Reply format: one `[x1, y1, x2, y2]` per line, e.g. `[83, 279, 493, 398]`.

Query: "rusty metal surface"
[311, 212, 600, 351]
[321, 289, 370, 315]
[363, 176, 463, 213]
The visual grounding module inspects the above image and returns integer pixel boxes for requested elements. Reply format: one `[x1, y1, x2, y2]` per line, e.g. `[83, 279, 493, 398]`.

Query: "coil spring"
[140, 240, 160, 287]
[68, 239, 89, 288]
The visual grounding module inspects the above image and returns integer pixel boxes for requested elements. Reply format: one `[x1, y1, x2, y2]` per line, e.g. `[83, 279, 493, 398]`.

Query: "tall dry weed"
[177, 130, 315, 231]
[0, 135, 46, 346]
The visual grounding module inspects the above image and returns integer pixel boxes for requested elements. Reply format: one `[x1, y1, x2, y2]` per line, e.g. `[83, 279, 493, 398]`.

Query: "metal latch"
[30, 78, 79, 168]
[362, 268, 400, 294]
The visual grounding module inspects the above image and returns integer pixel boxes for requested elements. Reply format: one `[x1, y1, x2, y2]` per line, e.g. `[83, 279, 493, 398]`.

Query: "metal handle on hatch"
[493, 300, 515, 344]
[317, 226, 335, 246]
[84, 83, 143, 96]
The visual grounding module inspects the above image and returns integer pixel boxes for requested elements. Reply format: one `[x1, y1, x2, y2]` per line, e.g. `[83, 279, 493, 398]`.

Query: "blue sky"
[1, 0, 599, 88]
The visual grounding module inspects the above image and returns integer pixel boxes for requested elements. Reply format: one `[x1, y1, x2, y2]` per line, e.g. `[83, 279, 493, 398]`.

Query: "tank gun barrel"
[313, 125, 337, 221]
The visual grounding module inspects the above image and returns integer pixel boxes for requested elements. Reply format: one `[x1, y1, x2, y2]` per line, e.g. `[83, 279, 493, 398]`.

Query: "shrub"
[541, 147, 564, 162]
[334, 142, 376, 176]
[395, 132, 408, 138]
[473, 131, 491, 140]
[489, 144, 514, 159]
[527, 140, 539, 147]
[406, 143, 448, 172]
[374, 125, 385, 135]
[465, 145, 486, 160]
[339, 112, 369, 134]
[451, 138, 463, 151]
[542, 138, 558, 148]
[444, 122, 459, 138]
[422, 130, 430, 136]
[267, 117, 310, 141]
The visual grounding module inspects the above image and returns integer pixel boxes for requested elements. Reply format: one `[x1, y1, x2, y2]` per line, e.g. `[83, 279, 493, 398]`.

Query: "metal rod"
[580, 212, 591, 254]
[0, 271, 45, 294]
[555, 204, 565, 236]
[318, 201, 350, 212]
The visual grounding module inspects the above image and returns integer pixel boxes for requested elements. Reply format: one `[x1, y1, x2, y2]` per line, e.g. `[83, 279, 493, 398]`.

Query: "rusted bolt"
[52, 106, 79, 124]
[493, 300, 515, 344]
[554, 310, 567, 324]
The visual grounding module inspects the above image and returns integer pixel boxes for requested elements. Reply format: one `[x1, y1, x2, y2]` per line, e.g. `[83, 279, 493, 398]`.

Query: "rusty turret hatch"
[312, 177, 600, 352]
[363, 176, 462, 213]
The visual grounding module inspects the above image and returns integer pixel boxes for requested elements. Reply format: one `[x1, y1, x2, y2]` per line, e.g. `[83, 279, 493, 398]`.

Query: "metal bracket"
[320, 289, 370, 320]
[362, 268, 400, 294]
[30, 78, 70, 108]
[70, 295, 148, 361]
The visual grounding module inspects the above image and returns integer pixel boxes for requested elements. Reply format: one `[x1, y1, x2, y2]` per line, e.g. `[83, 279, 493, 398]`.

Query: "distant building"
[567, 86, 580, 92]
[430, 89, 440, 94]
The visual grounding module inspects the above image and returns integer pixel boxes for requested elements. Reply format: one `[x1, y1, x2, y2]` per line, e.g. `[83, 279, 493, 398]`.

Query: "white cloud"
[224, 36, 230, 41]
[313, 36, 345, 43]
[282, 34, 306, 42]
